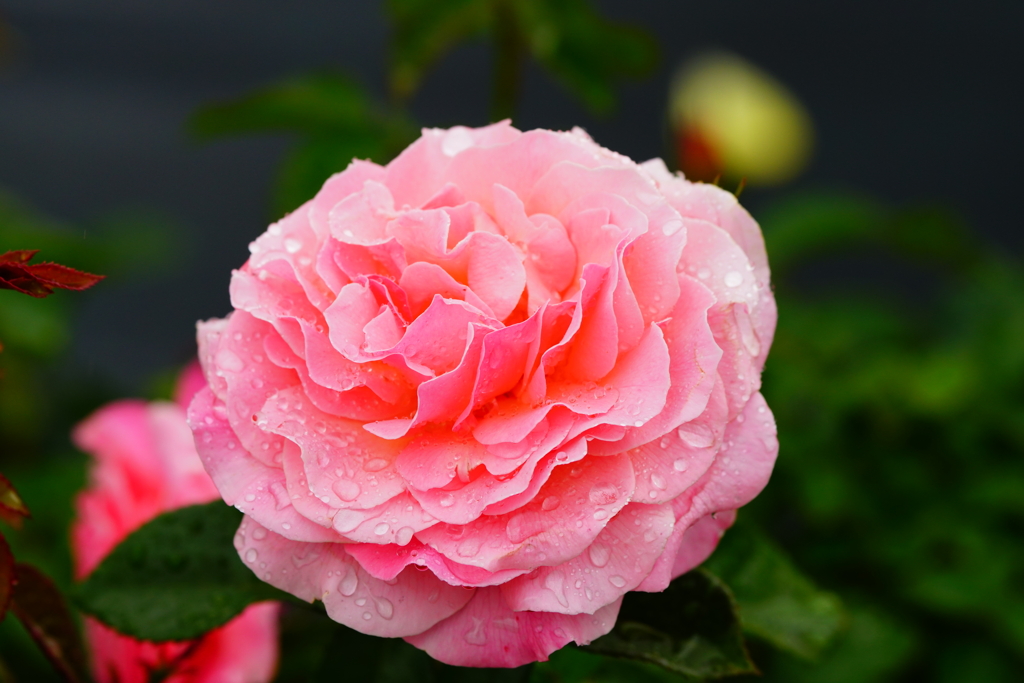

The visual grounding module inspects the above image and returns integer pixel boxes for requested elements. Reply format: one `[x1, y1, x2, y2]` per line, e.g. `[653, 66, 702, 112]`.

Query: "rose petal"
[188, 387, 336, 542]
[234, 516, 471, 638]
[404, 587, 620, 668]
[501, 502, 674, 615]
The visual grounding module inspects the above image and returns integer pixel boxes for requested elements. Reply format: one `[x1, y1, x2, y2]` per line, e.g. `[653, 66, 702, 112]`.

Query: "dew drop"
[244, 493, 256, 502]
[396, 527, 415, 546]
[724, 271, 743, 287]
[593, 509, 609, 520]
[251, 526, 268, 541]
[697, 267, 711, 280]
[677, 422, 715, 448]
[362, 611, 373, 621]
[363, 458, 388, 472]
[650, 473, 667, 490]
[662, 219, 683, 236]
[439, 493, 455, 508]
[464, 617, 488, 645]
[673, 458, 688, 472]
[541, 496, 561, 511]
[457, 537, 482, 558]
[284, 238, 302, 254]
[245, 549, 258, 563]
[544, 571, 569, 608]
[215, 349, 245, 373]
[373, 522, 390, 536]
[339, 568, 359, 596]
[609, 575, 627, 588]
[375, 598, 394, 620]
[332, 479, 361, 502]
[588, 483, 618, 506]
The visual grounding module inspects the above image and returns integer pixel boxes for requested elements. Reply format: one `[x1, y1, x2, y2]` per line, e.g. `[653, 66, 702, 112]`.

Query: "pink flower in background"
[189, 122, 778, 667]
[72, 364, 279, 683]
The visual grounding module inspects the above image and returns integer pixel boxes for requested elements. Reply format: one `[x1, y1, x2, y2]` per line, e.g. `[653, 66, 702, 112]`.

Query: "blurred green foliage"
[2, 0, 1022, 680]
[388, 0, 658, 117]
[190, 73, 419, 217]
[742, 191, 1024, 681]
[0, 190, 181, 681]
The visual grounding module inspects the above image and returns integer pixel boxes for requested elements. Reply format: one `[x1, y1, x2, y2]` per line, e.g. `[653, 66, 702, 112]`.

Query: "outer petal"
[501, 502, 674, 615]
[234, 516, 472, 638]
[637, 393, 777, 592]
[188, 387, 337, 542]
[404, 586, 621, 668]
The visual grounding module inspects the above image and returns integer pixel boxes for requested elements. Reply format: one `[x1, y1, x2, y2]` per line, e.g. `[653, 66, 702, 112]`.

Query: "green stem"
[491, 0, 523, 122]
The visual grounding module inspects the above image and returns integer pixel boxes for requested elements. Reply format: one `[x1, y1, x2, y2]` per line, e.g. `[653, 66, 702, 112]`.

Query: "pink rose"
[189, 122, 778, 668]
[72, 363, 280, 683]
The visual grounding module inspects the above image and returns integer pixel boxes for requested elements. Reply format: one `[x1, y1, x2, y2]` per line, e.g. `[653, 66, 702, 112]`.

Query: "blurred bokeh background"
[1, 0, 1022, 681]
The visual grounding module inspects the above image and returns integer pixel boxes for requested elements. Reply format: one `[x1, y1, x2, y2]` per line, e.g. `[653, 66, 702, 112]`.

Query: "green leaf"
[768, 603, 918, 683]
[387, 0, 657, 113]
[702, 519, 846, 660]
[190, 73, 417, 215]
[387, 0, 491, 99]
[191, 72, 386, 137]
[585, 569, 756, 680]
[10, 563, 92, 683]
[76, 502, 286, 642]
[516, 0, 659, 113]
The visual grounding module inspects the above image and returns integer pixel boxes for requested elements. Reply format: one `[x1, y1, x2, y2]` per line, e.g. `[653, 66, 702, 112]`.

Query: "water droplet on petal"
[339, 568, 359, 596]
[697, 267, 711, 280]
[541, 496, 561, 511]
[457, 537, 482, 557]
[544, 571, 569, 608]
[251, 526, 268, 541]
[677, 422, 715, 448]
[363, 458, 388, 472]
[724, 271, 743, 287]
[374, 522, 390, 536]
[650, 473, 667, 490]
[245, 549, 258, 563]
[375, 598, 394, 620]
[396, 527, 415, 546]
[332, 479, 361, 501]
[284, 238, 302, 254]
[464, 617, 488, 645]
[439, 493, 455, 508]
[216, 349, 245, 373]
[588, 483, 618, 506]
[662, 219, 683, 236]
[673, 459, 688, 472]
[609, 575, 627, 588]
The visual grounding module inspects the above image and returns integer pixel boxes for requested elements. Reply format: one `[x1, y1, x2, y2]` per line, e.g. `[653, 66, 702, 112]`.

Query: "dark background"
[1, 0, 1021, 391]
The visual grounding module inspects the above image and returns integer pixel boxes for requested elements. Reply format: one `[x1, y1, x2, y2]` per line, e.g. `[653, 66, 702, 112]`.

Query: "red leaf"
[0, 473, 30, 529]
[0, 532, 13, 621]
[25, 262, 105, 291]
[10, 563, 91, 683]
[0, 251, 104, 298]
[0, 250, 39, 264]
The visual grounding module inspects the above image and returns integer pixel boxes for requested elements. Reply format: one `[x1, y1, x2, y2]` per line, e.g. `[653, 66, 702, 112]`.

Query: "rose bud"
[669, 52, 813, 185]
